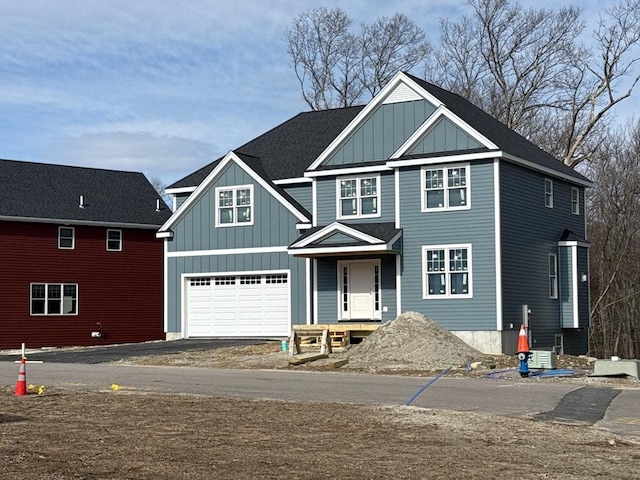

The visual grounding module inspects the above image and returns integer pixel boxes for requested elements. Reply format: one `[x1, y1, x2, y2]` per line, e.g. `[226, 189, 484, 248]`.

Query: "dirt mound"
[346, 311, 486, 371]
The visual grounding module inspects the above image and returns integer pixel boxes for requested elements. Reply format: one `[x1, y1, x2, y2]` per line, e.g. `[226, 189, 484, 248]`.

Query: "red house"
[0, 159, 171, 349]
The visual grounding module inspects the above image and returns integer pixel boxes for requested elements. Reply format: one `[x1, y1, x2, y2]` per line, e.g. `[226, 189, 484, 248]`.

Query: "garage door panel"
[187, 273, 290, 337]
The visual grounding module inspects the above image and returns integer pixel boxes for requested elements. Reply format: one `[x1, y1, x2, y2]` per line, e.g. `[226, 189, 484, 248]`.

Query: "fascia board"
[304, 164, 392, 178]
[0, 215, 163, 229]
[559, 240, 591, 248]
[502, 153, 593, 188]
[390, 107, 498, 159]
[307, 72, 444, 171]
[387, 151, 501, 168]
[288, 243, 392, 256]
[165, 186, 197, 194]
[273, 177, 312, 185]
[290, 222, 382, 248]
[158, 152, 238, 233]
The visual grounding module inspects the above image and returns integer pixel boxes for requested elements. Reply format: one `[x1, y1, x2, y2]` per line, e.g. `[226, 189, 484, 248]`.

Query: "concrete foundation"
[593, 359, 640, 378]
[452, 331, 503, 354]
[165, 332, 182, 341]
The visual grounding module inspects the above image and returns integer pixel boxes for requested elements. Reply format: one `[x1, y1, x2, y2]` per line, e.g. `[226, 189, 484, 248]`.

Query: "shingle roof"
[171, 73, 588, 189]
[169, 106, 364, 188]
[405, 73, 589, 183]
[0, 159, 172, 227]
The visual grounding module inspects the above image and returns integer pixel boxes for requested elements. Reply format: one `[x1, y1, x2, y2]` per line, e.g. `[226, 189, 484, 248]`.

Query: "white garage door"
[187, 272, 290, 337]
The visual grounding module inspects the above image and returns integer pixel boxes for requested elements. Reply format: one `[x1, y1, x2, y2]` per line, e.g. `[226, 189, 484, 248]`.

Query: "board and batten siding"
[168, 163, 300, 252]
[398, 160, 497, 331]
[315, 172, 395, 226]
[500, 160, 587, 352]
[164, 160, 308, 335]
[315, 255, 397, 324]
[326, 100, 436, 165]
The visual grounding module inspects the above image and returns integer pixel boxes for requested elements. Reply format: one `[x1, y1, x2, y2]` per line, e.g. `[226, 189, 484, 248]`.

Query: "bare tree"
[430, 0, 640, 168]
[285, 8, 430, 110]
[586, 119, 640, 358]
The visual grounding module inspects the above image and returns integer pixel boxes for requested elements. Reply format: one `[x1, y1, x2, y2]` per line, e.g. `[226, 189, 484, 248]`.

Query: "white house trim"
[312, 178, 317, 227]
[158, 151, 310, 234]
[306, 258, 312, 325]
[0, 215, 163, 230]
[493, 159, 503, 331]
[305, 164, 392, 178]
[165, 186, 197, 195]
[163, 240, 169, 335]
[571, 246, 580, 328]
[273, 177, 312, 185]
[387, 150, 500, 168]
[168, 246, 288, 258]
[394, 168, 401, 229]
[291, 244, 395, 256]
[396, 254, 402, 317]
[290, 222, 382, 249]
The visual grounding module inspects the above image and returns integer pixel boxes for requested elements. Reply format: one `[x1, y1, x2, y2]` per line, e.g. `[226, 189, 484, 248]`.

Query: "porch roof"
[288, 222, 402, 257]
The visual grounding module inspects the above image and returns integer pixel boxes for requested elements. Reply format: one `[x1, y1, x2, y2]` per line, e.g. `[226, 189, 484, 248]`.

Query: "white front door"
[339, 260, 380, 320]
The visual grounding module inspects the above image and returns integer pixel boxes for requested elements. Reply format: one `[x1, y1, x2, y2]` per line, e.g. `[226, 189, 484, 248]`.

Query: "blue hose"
[405, 366, 452, 406]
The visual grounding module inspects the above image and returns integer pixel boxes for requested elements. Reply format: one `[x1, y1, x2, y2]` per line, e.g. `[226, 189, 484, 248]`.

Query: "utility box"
[528, 350, 557, 369]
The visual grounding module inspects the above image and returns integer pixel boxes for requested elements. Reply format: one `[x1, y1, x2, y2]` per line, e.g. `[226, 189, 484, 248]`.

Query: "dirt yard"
[2, 386, 640, 480]
[3, 314, 639, 479]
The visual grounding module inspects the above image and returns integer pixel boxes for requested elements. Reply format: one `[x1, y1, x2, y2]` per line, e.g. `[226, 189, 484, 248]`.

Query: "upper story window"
[337, 175, 380, 218]
[545, 179, 554, 208]
[215, 185, 253, 227]
[106, 229, 122, 251]
[571, 187, 580, 215]
[31, 283, 78, 315]
[422, 244, 472, 298]
[422, 165, 470, 211]
[58, 226, 75, 249]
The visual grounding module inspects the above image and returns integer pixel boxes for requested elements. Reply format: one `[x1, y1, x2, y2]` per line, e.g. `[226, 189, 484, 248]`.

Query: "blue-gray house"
[157, 72, 591, 355]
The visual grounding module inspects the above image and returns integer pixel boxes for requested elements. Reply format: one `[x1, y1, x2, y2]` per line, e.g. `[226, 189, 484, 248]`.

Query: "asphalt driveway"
[0, 339, 267, 364]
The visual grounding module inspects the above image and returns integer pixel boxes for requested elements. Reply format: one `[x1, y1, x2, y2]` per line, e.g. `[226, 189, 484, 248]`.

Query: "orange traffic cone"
[15, 357, 27, 396]
[517, 325, 530, 354]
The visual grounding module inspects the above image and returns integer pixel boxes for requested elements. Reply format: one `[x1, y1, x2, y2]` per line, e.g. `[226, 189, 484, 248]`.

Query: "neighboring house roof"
[0, 159, 172, 227]
[168, 106, 364, 189]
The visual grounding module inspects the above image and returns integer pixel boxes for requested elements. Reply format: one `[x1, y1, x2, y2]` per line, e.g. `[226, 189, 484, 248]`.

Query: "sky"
[0, 0, 635, 189]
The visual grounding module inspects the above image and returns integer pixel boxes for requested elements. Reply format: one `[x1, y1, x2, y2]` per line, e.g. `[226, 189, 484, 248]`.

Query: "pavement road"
[1, 359, 639, 440]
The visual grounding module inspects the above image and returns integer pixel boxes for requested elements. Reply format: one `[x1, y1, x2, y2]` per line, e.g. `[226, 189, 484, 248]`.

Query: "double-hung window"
[337, 175, 380, 218]
[422, 165, 469, 211]
[545, 179, 554, 208]
[571, 187, 580, 215]
[31, 283, 78, 315]
[215, 185, 253, 226]
[106, 229, 122, 251]
[423, 245, 472, 298]
[58, 226, 75, 249]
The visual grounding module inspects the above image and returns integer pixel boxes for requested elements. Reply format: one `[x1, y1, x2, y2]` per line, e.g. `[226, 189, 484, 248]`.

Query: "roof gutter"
[0, 215, 165, 229]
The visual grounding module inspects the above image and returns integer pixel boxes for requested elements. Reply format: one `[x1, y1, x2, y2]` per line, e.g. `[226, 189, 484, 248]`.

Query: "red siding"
[0, 221, 164, 349]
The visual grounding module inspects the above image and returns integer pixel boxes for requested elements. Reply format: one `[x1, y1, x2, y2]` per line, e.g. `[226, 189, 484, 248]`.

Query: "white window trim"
[545, 178, 554, 208]
[336, 174, 381, 220]
[571, 187, 580, 215]
[422, 244, 473, 299]
[106, 229, 122, 251]
[30, 282, 78, 316]
[421, 164, 471, 212]
[549, 253, 558, 299]
[58, 226, 75, 249]
[214, 184, 254, 227]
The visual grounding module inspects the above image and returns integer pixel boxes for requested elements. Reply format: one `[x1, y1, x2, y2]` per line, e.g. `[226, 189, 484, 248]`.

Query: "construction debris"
[346, 311, 486, 371]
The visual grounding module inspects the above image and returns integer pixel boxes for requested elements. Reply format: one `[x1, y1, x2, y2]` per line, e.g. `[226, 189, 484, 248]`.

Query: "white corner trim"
[312, 179, 317, 227]
[163, 240, 169, 334]
[306, 258, 312, 325]
[494, 159, 503, 331]
[396, 254, 402, 317]
[571, 245, 579, 329]
[394, 168, 400, 229]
